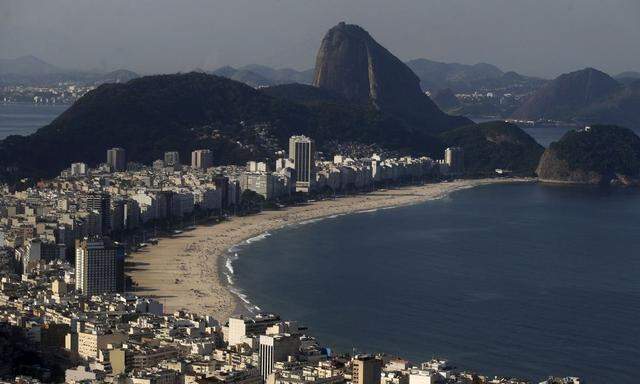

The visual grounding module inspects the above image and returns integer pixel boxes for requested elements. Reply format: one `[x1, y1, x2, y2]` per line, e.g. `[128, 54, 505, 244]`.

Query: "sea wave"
[245, 232, 271, 244]
[228, 286, 261, 313]
[223, 252, 238, 284]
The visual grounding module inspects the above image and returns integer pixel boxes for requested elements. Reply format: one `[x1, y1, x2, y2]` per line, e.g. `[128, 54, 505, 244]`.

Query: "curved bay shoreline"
[127, 178, 533, 321]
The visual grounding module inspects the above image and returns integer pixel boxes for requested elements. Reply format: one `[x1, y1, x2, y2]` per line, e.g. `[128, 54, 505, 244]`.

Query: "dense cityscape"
[0, 134, 583, 384]
[3, 2, 640, 383]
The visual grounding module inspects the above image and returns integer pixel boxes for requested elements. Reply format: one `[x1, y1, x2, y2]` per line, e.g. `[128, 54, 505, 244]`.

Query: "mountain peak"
[312, 23, 469, 133]
[512, 67, 620, 121]
[0, 55, 62, 75]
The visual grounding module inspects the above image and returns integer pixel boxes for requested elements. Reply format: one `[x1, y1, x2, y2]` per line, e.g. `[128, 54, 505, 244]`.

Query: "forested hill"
[0, 72, 454, 181]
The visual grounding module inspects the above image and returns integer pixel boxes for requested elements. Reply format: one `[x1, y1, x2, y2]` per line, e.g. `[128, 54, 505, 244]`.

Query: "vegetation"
[239, 189, 266, 214]
[512, 68, 640, 128]
[0, 72, 451, 182]
[440, 121, 544, 176]
[548, 125, 640, 177]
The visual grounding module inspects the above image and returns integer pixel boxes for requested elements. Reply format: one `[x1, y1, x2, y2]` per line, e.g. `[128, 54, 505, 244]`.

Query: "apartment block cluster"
[0, 135, 544, 384]
[1, 135, 464, 283]
[0, 261, 580, 384]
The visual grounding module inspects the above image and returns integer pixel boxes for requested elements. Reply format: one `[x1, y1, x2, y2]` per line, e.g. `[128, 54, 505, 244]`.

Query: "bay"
[231, 183, 640, 383]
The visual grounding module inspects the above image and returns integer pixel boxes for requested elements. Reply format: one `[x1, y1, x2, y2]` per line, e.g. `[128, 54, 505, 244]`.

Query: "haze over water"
[0, 103, 68, 139]
[231, 183, 640, 383]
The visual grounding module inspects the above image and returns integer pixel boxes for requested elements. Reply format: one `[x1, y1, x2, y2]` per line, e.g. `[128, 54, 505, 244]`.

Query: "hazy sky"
[1, 0, 639, 78]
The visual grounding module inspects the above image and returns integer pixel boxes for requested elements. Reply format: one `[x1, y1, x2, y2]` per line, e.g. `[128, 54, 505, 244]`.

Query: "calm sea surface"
[0, 103, 68, 139]
[230, 183, 640, 383]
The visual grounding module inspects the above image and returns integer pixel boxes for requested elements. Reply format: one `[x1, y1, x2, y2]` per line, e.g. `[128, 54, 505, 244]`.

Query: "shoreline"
[127, 177, 533, 321]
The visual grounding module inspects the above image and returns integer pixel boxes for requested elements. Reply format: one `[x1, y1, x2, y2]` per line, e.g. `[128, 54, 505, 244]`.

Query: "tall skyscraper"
[444, 147, 464, 175]
[86, 193, 111, 234]
[106, 147, 126, 172]
[288, 135, 316, 192]
[259, 333, 301, 380]
[352, 355, 382, 384]
[75, 237, 122, 296]
[191, 149, 213, 169]
[164, 151, 181, 167]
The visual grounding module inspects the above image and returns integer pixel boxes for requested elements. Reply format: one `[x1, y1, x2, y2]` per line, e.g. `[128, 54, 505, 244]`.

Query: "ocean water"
[0, 103, 68, 139]
[230, 183, 640, 383]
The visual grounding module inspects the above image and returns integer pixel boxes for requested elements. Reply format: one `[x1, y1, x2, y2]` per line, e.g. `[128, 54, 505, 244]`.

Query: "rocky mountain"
[312, 22, 470, 133]
[512, 68, 640, 128]
[440, 121, 544, 176]
[536, 125, 640, 185]
[0, 72, 449, 182]
[511, 68, 621, 121]
[405, 58, 546, 93]
[574, 80, 640, 128]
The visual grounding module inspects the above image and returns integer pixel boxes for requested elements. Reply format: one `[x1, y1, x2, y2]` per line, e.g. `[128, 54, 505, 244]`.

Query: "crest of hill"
[0, 55, 62, 75]
[0, 72, 449, 182]
[312, 22, 471, 133]
[440, 121, 544, 176]
[511, 68, 622, 121]
[405, 58, 546, 93]
[536, 125, 640, 185]
[513, 68, 640, 129]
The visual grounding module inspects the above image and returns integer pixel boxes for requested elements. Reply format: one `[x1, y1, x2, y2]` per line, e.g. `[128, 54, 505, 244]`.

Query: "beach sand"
[127, 178, 531, 322]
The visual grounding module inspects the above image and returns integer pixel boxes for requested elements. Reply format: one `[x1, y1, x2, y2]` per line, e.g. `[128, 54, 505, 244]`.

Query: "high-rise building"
[106, 148, 126, 172]
[70, 162, 88, 176]
[86, 193, 111, 234]
[259, 333, 301, 380]
[191, 149, 213, 169]
[352, 355, 382, 384]
[164, 151, 181, 167]
[75, 237, 123, 296]
[444, 147, 464, 175]
[213, 176, 230, 209]
[288, 135, 316, 192]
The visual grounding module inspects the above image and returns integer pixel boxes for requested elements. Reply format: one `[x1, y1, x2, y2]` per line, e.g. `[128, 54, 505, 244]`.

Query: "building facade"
[191, 149, 213, 170]
[107, 147, 126, 172]
[74, 237, 120, 296]
[288, 136, 316, 193]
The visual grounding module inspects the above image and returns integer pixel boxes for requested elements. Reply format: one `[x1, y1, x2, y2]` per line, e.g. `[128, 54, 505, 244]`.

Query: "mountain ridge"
[512, 68, 640, 128]
[0, 72, 451, 182]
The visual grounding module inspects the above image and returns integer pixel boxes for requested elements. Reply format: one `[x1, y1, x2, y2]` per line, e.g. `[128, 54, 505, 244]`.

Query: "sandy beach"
[127, 178, 531, 321]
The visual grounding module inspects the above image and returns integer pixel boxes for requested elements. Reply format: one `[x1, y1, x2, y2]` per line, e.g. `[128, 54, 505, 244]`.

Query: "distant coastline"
[127, 177, 534, 321]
